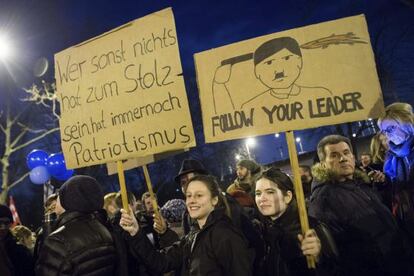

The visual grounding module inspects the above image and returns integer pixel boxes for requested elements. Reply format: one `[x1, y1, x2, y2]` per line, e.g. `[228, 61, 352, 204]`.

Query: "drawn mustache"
[273, 71, 285, 80]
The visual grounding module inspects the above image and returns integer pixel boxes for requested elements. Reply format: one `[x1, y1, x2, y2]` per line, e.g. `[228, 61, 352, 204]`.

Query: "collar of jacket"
[311, 162, 370, 187]
[263, 200, 300, 232]
[194, 207, 230, 232]
[55, 211, 96, 228]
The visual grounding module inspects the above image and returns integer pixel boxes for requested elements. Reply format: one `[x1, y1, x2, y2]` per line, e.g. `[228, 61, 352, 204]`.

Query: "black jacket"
[309, 167, 414, 276]
[35, 211, 116, 276]
[258, 201, 338, 276]
[128, 208, 251, 276]
[0, 232, 34, 276]
[182, 194, 264, 272]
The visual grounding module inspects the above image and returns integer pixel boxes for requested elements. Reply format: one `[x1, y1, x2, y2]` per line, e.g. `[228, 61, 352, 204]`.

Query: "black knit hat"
[0, 204, 13, 223]
[58, 175, 104, 213]
[174, 159, 208, 184]
[237, 159, 261, 174]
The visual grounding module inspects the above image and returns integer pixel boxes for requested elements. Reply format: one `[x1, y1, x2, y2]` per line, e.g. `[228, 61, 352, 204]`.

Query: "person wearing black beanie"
[36, 175, 116, 275]
[57, 175, 104, 214]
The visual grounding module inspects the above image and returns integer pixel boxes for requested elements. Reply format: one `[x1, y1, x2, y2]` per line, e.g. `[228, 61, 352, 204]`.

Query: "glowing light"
[295, 137, 301, 142]
[246, 138, 256, 147]
[0, 34, 13, 61]
[275, 133, 280, 138]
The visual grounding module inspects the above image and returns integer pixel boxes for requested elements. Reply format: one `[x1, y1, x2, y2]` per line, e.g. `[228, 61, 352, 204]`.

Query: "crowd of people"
[1, 101, 414, 275]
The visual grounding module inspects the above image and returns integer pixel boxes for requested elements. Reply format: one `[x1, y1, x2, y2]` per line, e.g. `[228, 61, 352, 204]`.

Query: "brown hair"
[184, 175, 231, 218]
[317, 135, 353, 162]
[256, 167, 294, 197]
[370, 133, 388, 164]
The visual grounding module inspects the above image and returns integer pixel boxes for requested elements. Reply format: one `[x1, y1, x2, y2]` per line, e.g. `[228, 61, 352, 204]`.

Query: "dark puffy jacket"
[309, 167, 414, 276]
[128, 208, 251, 276]
[257, 201, 338, 276]
[35, 211, 116, 276]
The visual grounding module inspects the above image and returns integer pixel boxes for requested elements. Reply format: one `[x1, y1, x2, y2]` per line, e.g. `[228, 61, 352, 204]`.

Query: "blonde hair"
[378, 102, 414, 136]
[103, 192, 117, 210]
[370, 133, 388, 164]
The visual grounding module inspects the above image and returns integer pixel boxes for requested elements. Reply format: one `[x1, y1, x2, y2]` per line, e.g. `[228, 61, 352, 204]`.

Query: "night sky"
[1, 0, 413, 228]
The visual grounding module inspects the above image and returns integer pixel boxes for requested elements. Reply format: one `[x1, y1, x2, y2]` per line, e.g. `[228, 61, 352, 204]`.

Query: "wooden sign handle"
[142, 164, 160, 217]
[117, 160, 129, 213]
[285, 131, 316, 269]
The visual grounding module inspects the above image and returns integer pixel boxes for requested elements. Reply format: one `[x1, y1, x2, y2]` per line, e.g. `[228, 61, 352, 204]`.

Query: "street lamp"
[296, 137, 304, 153]
[0, 33, 14, 61]
[245, 138, 256, 159]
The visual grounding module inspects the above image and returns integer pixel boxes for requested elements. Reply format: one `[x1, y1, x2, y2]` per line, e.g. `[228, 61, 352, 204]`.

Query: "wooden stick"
[142, 164, 160, 217]
[117, 160, 129, 213]
[285, 131, 316, 268]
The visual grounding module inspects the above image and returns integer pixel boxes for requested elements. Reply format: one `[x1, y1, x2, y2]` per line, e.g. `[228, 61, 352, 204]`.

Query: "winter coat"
[309, 164, 414, 276]
[128, 208, 251, 276]
[384, 135, 414, 243]
[35, 211, 116, 276]
[257, 200, 338, 276]
[111, 210, 179, 276]
[181, 193, 264, 265]
[0, 232, 34, 276]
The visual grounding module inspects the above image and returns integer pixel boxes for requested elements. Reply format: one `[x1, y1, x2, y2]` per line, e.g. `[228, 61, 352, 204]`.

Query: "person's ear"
[284, 191, 293, 204]
[212, 196, 219, 207]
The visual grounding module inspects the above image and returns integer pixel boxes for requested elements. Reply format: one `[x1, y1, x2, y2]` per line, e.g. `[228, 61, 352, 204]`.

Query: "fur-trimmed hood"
[311, 162, 371, 189]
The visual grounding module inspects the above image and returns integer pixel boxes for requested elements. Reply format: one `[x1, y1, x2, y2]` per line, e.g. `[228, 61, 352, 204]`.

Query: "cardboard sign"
[195, 14, 384, 143]
[55, 8, 195, 169]
[106, 148, 189, 175]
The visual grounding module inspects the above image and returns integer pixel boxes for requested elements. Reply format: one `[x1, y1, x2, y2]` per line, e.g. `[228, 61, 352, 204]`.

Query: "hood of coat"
[311, 162, 370, 192]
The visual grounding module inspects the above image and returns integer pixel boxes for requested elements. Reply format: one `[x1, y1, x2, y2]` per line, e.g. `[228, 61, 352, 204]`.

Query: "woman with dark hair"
[254, 167, 337, 276]
[120, 175, 251, 276]
[378, 102, 414, 244]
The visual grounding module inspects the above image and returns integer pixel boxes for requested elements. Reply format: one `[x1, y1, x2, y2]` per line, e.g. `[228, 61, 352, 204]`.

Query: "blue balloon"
[47, 153, 67, 177]
[29, 166, 50, 185]
[26, 149, 48, 170]
[54, 169, 74, 181]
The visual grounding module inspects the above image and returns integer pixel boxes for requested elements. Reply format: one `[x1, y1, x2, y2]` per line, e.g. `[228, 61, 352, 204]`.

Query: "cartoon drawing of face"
[253, 37, 303, 90]
[255, 48, 303, 89]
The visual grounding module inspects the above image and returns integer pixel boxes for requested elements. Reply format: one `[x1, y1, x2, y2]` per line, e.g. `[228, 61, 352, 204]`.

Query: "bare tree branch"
[10, 128, 28, 148]
[12, 127, 59, 153]
[8, 172, 30, 190]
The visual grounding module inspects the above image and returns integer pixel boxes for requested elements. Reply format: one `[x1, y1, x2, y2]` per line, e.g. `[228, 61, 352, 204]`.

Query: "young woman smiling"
[120, 175, 251, 276]
[254, 167, 338, 276]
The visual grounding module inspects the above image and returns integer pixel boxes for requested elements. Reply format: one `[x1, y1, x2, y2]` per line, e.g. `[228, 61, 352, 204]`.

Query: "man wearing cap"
[226, 159, 261, 207]
[35, 175, 116, 275]
[0, 204, 34, 276]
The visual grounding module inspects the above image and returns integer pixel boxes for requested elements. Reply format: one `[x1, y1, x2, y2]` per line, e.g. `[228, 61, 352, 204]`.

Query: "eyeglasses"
[381, 125, 397, 135]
